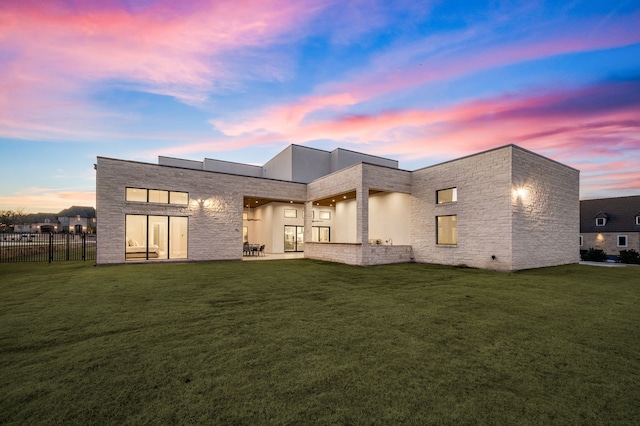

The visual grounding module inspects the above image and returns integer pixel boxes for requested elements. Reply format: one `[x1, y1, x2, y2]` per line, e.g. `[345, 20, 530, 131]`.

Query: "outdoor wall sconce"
[514, 188, 527, 199]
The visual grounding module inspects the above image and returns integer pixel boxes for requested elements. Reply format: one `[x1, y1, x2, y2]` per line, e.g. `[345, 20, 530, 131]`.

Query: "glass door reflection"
[284, 225, 304, 252]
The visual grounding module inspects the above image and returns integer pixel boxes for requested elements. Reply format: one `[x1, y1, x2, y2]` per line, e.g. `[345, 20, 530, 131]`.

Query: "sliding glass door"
[125, 214, 188, 260]
[284, 226, 304, 252]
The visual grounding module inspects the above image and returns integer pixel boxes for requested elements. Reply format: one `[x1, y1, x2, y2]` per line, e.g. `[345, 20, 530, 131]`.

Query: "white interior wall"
[310, 207, 335, 241]
[272, 203, 304, 253]
[368, 192, 411, 245]
[245, 203, 306, 253]
[334, 199, 357, 243]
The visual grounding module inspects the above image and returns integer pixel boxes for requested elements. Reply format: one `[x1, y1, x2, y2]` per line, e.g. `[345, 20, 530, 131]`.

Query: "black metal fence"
[0, 233, 96, 263]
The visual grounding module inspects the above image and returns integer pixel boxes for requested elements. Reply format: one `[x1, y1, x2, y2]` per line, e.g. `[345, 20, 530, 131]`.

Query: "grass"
[1, 260, 639, 424]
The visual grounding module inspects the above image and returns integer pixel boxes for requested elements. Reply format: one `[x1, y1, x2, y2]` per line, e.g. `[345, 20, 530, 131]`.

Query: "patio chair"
[243, 243, 250, 256]
[258, 245, 265, 256]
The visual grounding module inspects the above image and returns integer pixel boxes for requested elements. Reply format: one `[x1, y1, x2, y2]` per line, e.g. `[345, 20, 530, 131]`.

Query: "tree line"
[0, 209, 26, 231]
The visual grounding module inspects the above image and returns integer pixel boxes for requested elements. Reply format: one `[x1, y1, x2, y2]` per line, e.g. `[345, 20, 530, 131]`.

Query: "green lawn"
[1, 260, 639, 424]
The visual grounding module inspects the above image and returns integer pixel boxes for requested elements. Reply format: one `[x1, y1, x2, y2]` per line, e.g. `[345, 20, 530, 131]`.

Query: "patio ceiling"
[245, 189, 385, 208]
[243, 197, 304, 208]
[313, 190, 386, 207]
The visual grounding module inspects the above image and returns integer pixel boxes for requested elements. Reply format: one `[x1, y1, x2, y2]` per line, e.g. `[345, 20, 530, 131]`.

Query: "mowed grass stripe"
[1, 260, 639, 424]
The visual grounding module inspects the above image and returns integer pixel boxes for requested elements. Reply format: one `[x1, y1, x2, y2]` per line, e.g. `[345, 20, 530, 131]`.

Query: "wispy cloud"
[0, 0, 329, 141]
[210, 10, 640, 140]
[1, 0, 638, 204]
[194, 78, 640, 198]
[0, 187, 95, 213]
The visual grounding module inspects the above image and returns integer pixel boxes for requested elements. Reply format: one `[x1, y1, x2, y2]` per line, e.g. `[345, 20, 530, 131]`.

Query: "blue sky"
[1, 0, 639, 213]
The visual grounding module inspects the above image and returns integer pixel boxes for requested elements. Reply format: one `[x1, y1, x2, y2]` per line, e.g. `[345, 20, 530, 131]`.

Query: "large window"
[437, 188, 457, 204]
[126, 188, 189, 205]
[125, 215, 188, 260]
[437, 215, 457, 245]
[312, 226, 330, 242]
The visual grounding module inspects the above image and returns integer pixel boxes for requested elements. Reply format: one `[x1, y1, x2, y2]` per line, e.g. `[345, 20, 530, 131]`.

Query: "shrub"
[582, 248, 607, 262]
[619, 249, 640, 264]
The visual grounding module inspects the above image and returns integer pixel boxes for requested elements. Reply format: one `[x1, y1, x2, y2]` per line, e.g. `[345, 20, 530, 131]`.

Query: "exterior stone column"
[357, 186, 369, 245]
[304, 201, 314, 243]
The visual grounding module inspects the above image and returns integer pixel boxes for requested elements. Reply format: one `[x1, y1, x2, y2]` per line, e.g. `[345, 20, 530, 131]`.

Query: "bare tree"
[0, 208, 25, 232]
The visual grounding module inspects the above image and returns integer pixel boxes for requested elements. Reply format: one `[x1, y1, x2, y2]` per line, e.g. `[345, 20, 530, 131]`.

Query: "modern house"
[580, 196, 640, 258]
[96, 144, 580, 271]
[13, 206, 96, 234]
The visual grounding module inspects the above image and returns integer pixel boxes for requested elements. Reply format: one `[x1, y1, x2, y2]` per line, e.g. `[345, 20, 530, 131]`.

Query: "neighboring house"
[57, 206, 97, 234]
[13, 213, 59, 233]
[96, 144, 579, 271]
[580, 196, 640, 258]
[12, 206, 97, 234]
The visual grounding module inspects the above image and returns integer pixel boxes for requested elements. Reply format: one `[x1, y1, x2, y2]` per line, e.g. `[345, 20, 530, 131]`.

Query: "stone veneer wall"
[580, 232, 640, 256]
[304, 243, 362, 265]
[305, 243, 413, 266]
[510, 147, 580, 270]
[96, 157, 305, 265]
[305, 163, 364, 246]
[305, 163, 411, 265]
[98, 145, 579, 270]
[410, 146, 514, 270]
[361, 244, 413, 265]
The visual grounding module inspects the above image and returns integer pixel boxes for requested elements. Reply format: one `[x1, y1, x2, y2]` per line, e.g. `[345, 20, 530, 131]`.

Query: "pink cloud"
[209, 10, 640, 140]
[0, 188, 95, 214]
[0, 0, 328, 140]
[198, 78, 640, 198]
[212, 93, 358, 136]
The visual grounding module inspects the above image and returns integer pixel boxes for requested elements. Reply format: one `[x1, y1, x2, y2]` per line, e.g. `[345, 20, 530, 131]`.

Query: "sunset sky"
[1, 0, 638, 213]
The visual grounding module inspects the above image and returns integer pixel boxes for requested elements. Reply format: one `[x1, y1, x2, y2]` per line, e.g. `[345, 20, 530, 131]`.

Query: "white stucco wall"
[368, 192, 411, 245]
[334, 199, 357, 243]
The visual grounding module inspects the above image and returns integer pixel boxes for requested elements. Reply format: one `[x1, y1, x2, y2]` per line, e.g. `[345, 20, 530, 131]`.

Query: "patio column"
[304, 201, 314, 242]
[356, 186, 369, 245]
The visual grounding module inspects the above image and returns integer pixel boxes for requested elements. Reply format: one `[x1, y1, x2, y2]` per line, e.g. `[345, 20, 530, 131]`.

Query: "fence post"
[82, 233, 86, 261]
[48, 233, 53, 263]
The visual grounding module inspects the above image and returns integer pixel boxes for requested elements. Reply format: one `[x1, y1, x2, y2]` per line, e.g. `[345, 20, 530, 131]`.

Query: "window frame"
[436, 187, 457, 204]
[436, 215, 458, 245]
[125, 214, 188, 261]
[312, 226, 331, 242]
[617, 235, 628, 248]
[284, 208, 297, 218]
[579, 235, 583, 247]
[148, 189, 169, 204]
[126, 187, 189, 205]
[596, 217, 606, 226]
